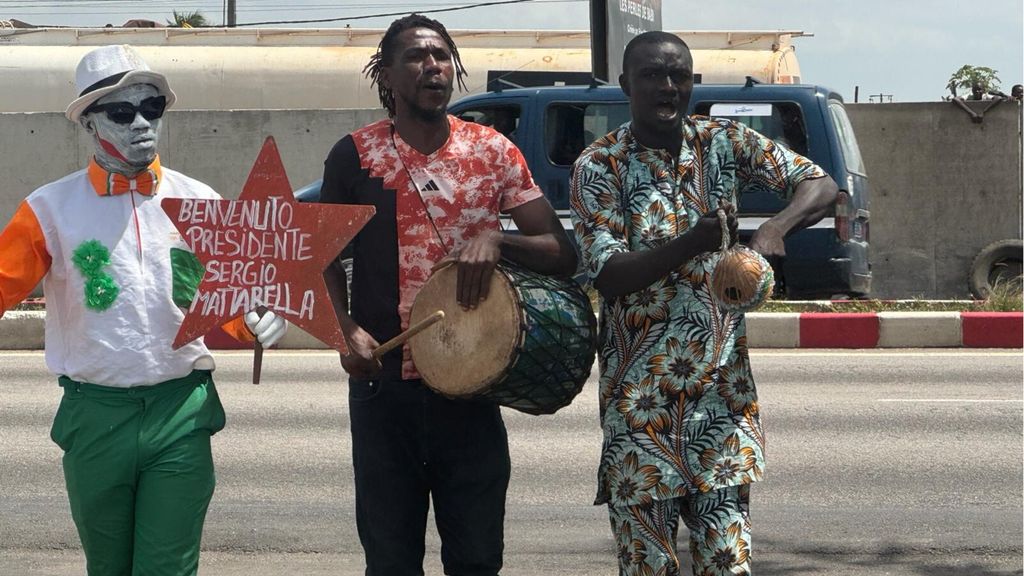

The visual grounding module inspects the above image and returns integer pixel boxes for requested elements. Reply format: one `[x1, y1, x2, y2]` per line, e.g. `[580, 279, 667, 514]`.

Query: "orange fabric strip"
[221, 315, 256, 342]
[0, 201, 52, 316]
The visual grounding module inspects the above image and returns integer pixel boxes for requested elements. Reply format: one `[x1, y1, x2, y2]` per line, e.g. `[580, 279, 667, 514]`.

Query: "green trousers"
[50, 370, 226, 576]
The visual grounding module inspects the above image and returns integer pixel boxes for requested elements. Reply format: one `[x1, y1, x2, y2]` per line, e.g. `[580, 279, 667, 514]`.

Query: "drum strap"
[391, 125, 451, 255]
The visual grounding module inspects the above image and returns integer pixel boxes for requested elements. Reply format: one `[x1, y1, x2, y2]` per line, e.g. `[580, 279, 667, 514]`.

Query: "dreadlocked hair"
[363, 13, 468, 117]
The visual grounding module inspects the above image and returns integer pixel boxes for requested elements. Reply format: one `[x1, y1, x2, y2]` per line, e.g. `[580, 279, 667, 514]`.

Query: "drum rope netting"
[483, 264, 596, 415]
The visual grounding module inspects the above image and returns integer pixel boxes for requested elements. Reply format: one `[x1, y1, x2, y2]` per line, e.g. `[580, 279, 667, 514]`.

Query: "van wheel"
[969, 239, 1023, 298]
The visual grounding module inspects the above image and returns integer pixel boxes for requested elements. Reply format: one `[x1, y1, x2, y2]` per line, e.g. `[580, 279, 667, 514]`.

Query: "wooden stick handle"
[372, 310, 445, 360]
[252, 305, 268, 385]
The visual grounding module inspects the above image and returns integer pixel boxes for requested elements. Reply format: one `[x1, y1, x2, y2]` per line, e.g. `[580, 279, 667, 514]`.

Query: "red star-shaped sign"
[162, 136, 374, 353]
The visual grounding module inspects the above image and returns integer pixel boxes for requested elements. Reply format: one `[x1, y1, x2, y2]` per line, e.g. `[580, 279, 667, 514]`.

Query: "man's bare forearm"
[593, 232, 708, 299]
[591, 207, 735, 299]
[498, 231, 578, 276]
[763, 177, 838, 237]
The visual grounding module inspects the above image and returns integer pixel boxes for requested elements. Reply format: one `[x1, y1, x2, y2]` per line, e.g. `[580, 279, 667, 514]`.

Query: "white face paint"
[80, 83, 163, 176]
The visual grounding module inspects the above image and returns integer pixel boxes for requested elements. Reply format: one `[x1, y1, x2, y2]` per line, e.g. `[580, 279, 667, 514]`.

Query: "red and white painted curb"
[0, 311, 1021, 350]
[745, 311, 1023, 348]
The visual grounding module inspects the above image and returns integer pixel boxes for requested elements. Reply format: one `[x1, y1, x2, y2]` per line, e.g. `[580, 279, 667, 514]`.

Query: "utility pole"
[227, 0, 236, 27]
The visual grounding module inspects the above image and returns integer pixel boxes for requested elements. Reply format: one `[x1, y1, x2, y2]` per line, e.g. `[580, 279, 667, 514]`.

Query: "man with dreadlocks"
[319, 13, 577, 576]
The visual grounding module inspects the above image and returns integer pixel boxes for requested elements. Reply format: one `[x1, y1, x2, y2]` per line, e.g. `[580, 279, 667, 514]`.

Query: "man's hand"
[748, 220, 787, 259]
[690, 202, 738, 253]
[244, 309, 288, 347]
[434, 229, 503, 309]
[339, 324, 382, 379]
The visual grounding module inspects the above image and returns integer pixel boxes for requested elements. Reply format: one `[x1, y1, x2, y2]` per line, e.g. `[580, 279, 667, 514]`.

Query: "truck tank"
[0, 27, 806, 112]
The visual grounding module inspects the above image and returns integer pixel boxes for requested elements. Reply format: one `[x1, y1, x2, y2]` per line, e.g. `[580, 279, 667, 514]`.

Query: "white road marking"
[751, 351, 1022, 357]
[877, 399, 1022, 403]
[3, 350, 1020, 358]
[0, 350, 339, 358]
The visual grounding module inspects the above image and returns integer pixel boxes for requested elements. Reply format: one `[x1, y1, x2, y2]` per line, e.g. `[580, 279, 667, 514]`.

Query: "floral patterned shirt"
[569, 116, 826, 506]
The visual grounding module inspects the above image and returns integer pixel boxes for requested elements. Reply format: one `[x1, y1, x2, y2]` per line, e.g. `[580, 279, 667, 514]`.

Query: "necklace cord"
[391, 124, 451, 255]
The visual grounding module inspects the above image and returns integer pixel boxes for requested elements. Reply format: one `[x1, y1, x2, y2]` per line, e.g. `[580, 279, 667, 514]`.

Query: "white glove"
[244, 309, 288, 348]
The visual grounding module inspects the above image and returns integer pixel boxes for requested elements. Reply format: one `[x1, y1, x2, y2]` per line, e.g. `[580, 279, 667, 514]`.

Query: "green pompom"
[84, 274, 120, 311]
[72, 240, 112, 278]
[170, 247, 204, 308]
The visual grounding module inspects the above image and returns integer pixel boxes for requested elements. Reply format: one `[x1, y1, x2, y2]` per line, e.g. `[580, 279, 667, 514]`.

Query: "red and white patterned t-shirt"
[346, 116, 543, 379]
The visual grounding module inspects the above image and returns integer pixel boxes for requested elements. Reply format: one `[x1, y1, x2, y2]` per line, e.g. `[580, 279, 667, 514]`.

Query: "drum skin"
[409, 262, 596, 415]
[710, 246, 774, 314]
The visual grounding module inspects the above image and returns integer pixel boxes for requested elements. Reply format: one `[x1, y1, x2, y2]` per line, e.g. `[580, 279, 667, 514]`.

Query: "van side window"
[696, 101, 809, 156]
[456, 105, 521, 144]
[828, 101, 866, 175]
[545, 102, 630, 166]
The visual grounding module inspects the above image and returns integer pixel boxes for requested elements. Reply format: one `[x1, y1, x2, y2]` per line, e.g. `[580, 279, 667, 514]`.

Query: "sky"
[3, 0, 1022, 102]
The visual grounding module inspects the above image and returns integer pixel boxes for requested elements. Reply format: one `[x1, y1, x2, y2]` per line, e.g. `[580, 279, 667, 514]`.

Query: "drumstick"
[372, 310, 445, 360]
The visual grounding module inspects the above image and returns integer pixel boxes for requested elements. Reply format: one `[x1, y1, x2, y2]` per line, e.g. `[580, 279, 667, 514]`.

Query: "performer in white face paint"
[0, 44, 286, 575]
[84, 83, 165, 171]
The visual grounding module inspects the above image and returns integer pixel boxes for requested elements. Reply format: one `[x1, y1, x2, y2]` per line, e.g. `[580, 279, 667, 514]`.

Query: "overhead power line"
[0, 0, 576, 9]
[2, 0, 581, 26]
[235, 0, 560, 27]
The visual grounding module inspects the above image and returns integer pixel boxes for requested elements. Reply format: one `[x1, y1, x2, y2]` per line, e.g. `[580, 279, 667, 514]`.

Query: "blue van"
[299, 81, 871, 299]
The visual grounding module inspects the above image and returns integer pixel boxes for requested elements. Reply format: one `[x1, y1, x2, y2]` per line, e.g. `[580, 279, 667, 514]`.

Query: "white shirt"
[23, 160, 220, 387]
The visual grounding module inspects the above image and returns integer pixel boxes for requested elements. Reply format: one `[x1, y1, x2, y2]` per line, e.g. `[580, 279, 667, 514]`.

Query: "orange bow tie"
[88, 157, 162, 197]
[107, 170, 158, 196]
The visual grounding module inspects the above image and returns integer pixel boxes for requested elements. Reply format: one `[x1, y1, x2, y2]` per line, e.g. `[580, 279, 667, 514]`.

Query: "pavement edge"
[1, 311, 1021, 350]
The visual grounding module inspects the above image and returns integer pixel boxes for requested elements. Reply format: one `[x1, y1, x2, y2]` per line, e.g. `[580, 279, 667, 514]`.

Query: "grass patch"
[10, 299, 45, 311]
[977, 276, 1024, 312]
[585, 279, 1022, 313]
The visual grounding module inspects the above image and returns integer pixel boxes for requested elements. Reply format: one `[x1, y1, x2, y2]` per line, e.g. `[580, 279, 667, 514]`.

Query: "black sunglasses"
[84, 95, 167, 125]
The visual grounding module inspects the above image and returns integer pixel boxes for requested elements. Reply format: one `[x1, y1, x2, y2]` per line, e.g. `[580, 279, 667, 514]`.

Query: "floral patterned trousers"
[608, 484, 751, 576]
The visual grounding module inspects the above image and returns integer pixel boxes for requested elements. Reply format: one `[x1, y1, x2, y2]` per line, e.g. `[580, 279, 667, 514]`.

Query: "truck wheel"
[969, 239, 1023, 298]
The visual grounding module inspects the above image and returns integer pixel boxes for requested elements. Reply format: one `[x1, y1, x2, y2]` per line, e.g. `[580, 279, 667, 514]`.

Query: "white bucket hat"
[65, 44, 176, 122]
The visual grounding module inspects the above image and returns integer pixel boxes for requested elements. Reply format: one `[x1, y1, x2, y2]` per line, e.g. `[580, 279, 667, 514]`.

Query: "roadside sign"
[590, 0, 662, 83]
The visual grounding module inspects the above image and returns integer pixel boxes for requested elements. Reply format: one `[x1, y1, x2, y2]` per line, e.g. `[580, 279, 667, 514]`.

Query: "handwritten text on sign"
[175, 196, 318, 321]
[163, 136, 373, 353]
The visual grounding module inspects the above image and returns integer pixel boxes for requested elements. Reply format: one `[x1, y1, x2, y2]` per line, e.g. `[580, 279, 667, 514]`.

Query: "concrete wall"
[2, 102, 1021, 299]
[846, 100, 1023, 298]
[0, 109, 386, 218]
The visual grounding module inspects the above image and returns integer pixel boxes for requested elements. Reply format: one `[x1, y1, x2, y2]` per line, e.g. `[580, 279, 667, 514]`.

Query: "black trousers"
[349, 377, 511, 576]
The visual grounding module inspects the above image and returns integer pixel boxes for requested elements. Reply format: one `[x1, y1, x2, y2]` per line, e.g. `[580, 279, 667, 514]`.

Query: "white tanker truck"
[0, 27, 807, 112]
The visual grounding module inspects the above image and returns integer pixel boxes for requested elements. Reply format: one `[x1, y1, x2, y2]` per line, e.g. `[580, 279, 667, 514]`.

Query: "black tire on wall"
[969, 239, 1023, 298]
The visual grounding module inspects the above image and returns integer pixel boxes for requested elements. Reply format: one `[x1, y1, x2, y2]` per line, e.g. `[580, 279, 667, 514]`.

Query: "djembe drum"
[408, 261, 596, 415]
[710, 209, 774, 313]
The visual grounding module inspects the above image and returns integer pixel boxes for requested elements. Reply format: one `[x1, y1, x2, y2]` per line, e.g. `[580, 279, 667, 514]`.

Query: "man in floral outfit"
[569, 32, 837, 575]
